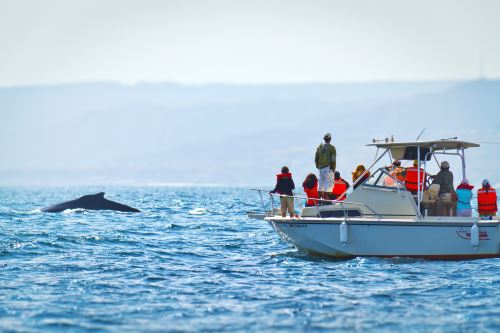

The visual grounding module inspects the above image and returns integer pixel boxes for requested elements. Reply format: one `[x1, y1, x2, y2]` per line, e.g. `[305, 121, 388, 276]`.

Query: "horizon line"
[0, 77, 498, 89]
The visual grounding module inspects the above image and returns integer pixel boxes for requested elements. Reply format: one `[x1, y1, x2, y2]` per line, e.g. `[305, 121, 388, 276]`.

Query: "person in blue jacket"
[456, 178, 474, 217]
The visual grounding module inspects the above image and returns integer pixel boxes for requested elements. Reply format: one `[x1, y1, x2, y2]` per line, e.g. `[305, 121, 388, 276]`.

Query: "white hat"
[461, 178, 469, 184]
[324, 133, 332, 140]
[482, 179, 490, 187]
[440, 161, 450, 169]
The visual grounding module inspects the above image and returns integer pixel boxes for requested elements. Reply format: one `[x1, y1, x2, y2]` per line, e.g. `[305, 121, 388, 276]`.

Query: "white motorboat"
[259, 139, 500, 260]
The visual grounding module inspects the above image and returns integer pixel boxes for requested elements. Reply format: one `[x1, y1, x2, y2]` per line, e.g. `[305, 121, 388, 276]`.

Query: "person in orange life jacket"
[478, 179, 497, 220]
[270, 166, 296, 217]
[405, 160, 427, 194]
[381, 161, 398, 187]
[332, 171, 350, 201]
[382, 160, 403, 187]
[303, 173, 319, 207]
[352, 164, 370, 189]
[456, 178, 474, 217]
[391, 160, 405, 182]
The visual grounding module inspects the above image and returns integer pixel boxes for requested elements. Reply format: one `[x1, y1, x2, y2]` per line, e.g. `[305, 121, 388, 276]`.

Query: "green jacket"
[431, 170, 454, 194]
[315, 143, 336, 170]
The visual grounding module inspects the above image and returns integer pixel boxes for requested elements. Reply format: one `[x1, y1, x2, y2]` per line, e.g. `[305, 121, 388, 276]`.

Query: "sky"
[1, 0, 500, 86]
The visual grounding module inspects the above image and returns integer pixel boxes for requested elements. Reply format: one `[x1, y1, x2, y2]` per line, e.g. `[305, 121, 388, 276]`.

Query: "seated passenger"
[405, 160, 427, 194]
[270, 166, 296, 218]
[478, 179, 497, 220]
[332, 171, 350, 201]
[302, 173, 319, 207]
[431, 161, 454, 216]
[383, 172, 397, 187]
[456, 179, 474, 217]
[391, 160, 405, 182]
[352, 164, 370, 189]
[382, 160, 404, 187]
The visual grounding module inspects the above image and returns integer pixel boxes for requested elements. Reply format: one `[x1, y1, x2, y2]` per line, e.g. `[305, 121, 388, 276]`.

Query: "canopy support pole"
[417, 145, 421, 218]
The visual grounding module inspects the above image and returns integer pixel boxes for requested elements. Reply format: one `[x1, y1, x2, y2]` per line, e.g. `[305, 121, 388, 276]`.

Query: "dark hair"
[303, 173, 318, 189]
[334, 171, 341, 180]
[281, 166, 289, 174]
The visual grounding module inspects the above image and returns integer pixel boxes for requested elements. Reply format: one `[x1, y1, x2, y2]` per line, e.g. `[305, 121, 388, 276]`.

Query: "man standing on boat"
[315, 133, 336, 200]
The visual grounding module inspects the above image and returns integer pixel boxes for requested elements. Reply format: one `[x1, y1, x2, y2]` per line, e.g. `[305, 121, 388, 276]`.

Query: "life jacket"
[304, 186, 319, 206]
[332, 179, 348, 200]
[405, 167, 427, 192]
[393, 167, 405, 182]
[478, 187, 498, 215]
[277, 173, 292, 180]
[272, 173, 294, 196]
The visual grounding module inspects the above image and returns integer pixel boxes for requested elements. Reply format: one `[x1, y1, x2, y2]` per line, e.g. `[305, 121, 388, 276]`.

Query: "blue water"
[1, 187, 499, 332]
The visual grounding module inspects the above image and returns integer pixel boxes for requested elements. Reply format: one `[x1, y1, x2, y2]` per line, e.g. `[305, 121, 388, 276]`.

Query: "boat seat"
[421, 184, 440, 216]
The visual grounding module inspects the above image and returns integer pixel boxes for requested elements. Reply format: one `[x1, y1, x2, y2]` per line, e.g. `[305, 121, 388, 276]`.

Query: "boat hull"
[267, 218, 500, 260]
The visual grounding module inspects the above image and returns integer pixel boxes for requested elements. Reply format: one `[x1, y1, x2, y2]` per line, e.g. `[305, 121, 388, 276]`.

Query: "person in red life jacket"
[477, 179, 497, 220]
[302, 173, 319, 207]
[270, 166, 296, 217]
[332, 171, 350, 201]
[404, 160, 427, 194]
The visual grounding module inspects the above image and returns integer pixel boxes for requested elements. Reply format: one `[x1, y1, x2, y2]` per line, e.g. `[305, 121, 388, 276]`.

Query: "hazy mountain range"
[1, 80, 499, 188]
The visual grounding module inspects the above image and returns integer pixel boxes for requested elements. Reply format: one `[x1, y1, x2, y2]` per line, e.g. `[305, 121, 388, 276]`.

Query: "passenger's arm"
[330, 146, 337, 171]
[270, 181, 279, 194]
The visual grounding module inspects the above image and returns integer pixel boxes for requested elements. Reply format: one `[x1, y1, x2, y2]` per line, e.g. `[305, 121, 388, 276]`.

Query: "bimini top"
[367, 139, 480, 161]
[368, 139, 480, 150]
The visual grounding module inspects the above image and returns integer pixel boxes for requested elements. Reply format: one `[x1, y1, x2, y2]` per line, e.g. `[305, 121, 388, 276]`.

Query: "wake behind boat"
[252, 138, 500, 260]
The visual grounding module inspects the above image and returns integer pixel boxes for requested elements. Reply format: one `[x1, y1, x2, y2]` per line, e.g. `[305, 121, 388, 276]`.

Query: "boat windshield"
[363, 168, 405, 189]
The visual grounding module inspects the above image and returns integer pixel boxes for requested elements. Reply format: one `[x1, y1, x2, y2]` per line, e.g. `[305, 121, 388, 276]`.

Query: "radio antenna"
[416, 128, 425, 141]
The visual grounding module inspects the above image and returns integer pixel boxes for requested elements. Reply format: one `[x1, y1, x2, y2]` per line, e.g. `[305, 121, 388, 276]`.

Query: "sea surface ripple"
[0, 187, 499, 332]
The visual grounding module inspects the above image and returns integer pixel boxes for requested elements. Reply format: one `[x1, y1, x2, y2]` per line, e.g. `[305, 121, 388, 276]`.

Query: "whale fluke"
[41, 192, 140, 213]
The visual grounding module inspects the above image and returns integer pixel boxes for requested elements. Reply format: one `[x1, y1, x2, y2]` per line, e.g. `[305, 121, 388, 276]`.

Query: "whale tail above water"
[41, 192, 141, 213]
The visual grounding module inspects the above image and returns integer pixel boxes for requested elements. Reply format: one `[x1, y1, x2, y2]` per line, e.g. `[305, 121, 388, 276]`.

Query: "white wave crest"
[62, 208, 87, 214]
[188, 207, 207, 215]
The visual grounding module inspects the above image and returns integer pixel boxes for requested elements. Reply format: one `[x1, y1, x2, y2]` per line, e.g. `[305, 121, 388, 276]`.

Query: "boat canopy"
[367, 140, 480, 161]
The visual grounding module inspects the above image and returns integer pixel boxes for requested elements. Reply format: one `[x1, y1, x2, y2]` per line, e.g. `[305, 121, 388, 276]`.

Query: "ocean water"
[0, 187, 499, 332]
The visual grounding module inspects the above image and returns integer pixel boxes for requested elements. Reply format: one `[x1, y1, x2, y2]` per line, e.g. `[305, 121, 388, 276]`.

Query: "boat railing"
[251, 189, 383, 219]
[250, 188, 273, 217]
[250, 188, 304, 217]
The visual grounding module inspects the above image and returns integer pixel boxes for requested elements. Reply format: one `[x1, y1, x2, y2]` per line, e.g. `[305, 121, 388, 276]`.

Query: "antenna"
[415, 128, 425, 141]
